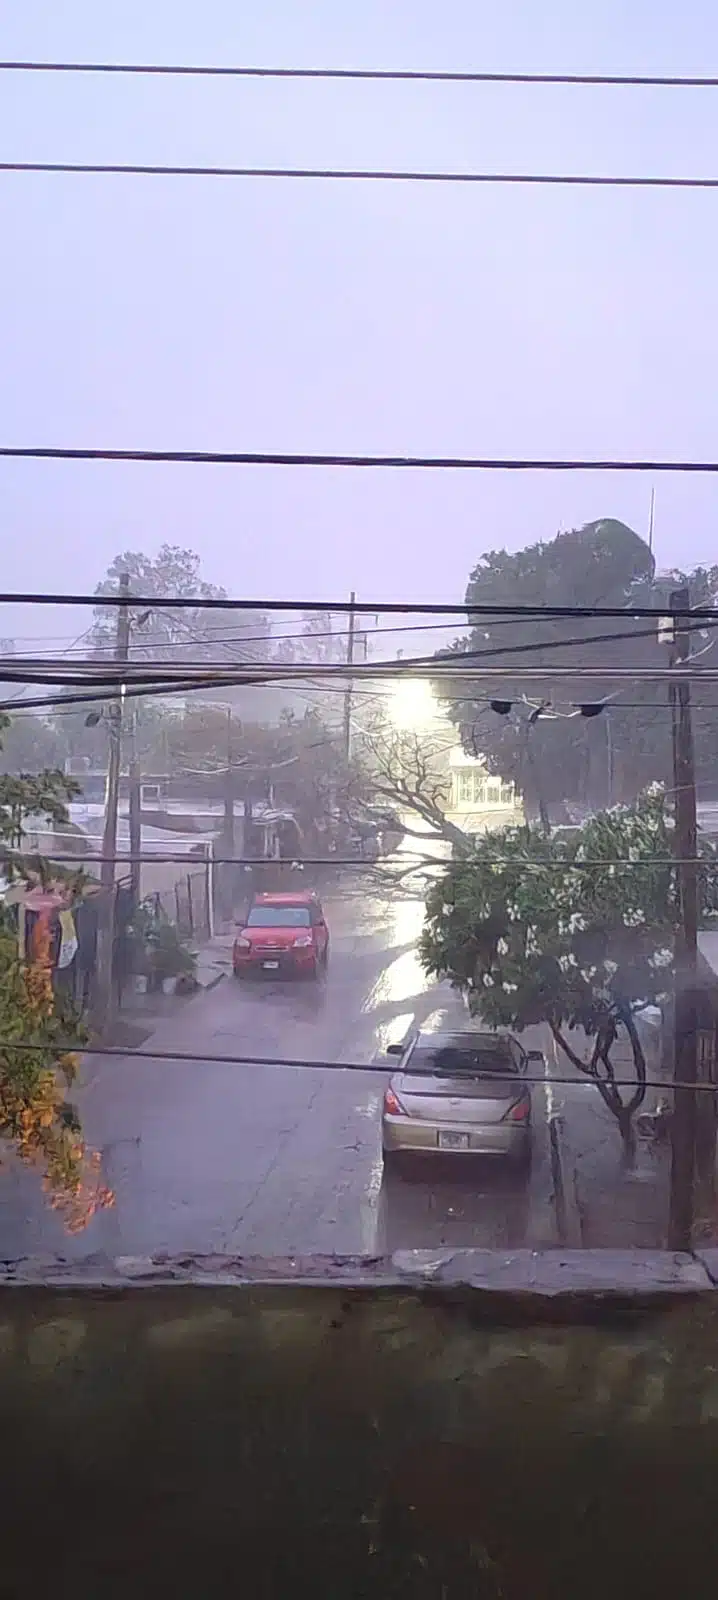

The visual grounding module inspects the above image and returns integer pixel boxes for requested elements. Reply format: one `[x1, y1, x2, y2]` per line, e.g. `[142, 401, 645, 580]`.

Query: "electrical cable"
[4, 160, 718, 189]
[0, 1036, 706, 1091]
[2, 590, 715, 619]
[4, 61, 718, 88]
[6, 665, 718, 716]
[11, 612, 710, 678]
[8, 851, 718, 868]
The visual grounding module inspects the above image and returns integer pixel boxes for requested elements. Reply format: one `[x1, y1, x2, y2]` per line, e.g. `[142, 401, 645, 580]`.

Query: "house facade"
[444, 744, 524, 836]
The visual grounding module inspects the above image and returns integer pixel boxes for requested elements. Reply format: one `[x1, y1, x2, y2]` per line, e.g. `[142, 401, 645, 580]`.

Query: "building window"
[500, 781, 514, 805]
[455, 770, 489, 806]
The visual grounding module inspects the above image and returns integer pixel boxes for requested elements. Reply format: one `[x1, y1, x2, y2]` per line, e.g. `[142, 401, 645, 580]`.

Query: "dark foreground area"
[2, 1249, 718, 1599]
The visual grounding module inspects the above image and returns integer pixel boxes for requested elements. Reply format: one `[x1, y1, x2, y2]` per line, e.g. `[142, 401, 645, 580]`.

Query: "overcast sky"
[1, 0, 718, 647]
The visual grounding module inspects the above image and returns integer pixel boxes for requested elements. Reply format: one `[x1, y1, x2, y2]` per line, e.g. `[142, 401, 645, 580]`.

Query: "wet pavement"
[0, 886, 662, 1258]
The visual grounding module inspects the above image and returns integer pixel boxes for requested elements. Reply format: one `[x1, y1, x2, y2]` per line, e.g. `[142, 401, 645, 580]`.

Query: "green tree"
[0, 714, 79, 849]
[164, 704, 362, 849]
[91, 545, 270, 666]
[273, 610, 348, 665]
[0, 716, 112, 1228]
[439, 520, 718, 818]
[0, 713, 63, 775]
[420, 787, 716, 1151]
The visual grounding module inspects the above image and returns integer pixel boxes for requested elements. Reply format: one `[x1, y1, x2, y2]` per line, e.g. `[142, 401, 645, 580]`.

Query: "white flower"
[502, 981, 518, 993]
[603, 960, 618, 977]
[496, 937, 509, 955]
[580, 966, 598, 982]
[558, 953, 578, 972]
[568, 912, 586, 933]
[622, 907, 646, 928]
[649, 947, 673, 969]
[442, 903, 454, 916]
[482, 973, 495, 987]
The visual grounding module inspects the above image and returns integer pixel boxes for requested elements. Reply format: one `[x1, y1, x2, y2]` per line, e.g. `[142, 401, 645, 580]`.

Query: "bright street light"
[387, 679, 438, 732]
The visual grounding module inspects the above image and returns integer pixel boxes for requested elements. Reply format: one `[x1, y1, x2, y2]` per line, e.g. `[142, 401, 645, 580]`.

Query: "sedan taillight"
[503, 1098, 530, 1122]
[384, 1087, 407, 1117]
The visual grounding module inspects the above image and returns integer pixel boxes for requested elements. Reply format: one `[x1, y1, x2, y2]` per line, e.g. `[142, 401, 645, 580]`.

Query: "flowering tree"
[0, 717, 114, 1228]
[0, 919, 114, 1231]
[420, 787, 714, 1150]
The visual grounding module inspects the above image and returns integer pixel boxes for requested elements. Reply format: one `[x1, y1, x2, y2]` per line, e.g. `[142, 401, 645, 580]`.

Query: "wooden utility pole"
[223, 707, 236, 856]
[343, 591, 356, 763]
[128, 735, 142, 907]
[668, 585, 700, 1250]
[93, 571, 131, 1032]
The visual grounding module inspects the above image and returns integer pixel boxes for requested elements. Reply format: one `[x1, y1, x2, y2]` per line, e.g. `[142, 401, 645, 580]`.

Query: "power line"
[6, 617, 717, 685]
[4, 61, 718, 88]
[10, 851, 718, 868]
[7, 662, 718, 694]
[4, 447, 718, 476]
[6, 667, 718, 716]
[8, 685, 718, 718]
[0, 1036, 708, 1092]
[3, 160, 718, 188]
[3, 590, 718, 619]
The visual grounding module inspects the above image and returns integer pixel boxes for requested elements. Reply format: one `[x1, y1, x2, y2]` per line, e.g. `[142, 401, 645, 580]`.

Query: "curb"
[196, 970, 226, 993]
[549, 1113, 583, 1247]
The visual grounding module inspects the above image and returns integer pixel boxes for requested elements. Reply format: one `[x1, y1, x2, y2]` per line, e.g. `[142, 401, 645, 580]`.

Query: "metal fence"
[156, 867, 212, 942]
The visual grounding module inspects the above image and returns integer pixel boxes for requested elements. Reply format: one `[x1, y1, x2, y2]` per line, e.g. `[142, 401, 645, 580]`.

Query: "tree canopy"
[91, 544, 270, 667]
[438, 520, 718, 818]
[420, 787, 716, 1144]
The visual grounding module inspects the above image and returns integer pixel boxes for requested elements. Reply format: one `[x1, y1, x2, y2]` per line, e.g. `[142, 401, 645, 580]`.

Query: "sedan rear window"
[412, 1044, 518, 1076]
[247, 906, 311, 928]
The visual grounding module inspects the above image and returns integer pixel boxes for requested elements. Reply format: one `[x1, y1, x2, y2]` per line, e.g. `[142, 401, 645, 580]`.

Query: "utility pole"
[668, 586, 700, 1250]
[605, 711, 614, 807]
[128, 727, 142, 907]
[220, 708, 239, 920]
[223, 707, 236, 857]
[343, 590, 356, 763]
[93, 571, 131, 1033]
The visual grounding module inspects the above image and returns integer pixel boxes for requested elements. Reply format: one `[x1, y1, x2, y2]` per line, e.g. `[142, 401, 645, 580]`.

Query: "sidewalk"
[548, 1030, 670, 1248]
[570, 1096, 670, 1247]
[108, 933, 233, 1049]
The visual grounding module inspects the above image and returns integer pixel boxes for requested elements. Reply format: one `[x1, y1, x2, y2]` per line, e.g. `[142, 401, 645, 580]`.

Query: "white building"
[446, 745, 523, 835]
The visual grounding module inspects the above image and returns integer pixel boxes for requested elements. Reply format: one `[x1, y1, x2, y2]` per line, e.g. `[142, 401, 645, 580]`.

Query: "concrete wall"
[3, 1249, 718, 1597]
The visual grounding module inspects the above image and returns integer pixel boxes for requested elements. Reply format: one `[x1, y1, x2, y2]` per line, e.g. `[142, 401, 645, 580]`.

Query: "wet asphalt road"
[0, 889, 558, 1260]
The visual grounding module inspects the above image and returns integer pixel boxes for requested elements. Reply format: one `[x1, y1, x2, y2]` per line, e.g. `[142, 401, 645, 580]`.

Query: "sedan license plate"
[438, 1131, 470, 1151]
[262, 960, 280, 970]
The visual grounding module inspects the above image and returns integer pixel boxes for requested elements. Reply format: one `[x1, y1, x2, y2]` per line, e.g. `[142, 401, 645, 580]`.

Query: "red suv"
[232, 892, 329, 980]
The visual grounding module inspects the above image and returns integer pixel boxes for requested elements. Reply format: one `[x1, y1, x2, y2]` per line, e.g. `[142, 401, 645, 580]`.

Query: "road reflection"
[379, 1157, 531, 1251]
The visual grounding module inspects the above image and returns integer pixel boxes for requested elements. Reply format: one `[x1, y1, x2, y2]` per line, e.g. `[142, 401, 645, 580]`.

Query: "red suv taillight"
[384, 1087, 407, 1117]
[503, 1098, 530, 1122]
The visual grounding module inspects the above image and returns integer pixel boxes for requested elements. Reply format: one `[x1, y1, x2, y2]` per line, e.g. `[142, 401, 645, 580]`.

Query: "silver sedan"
[382, 1028, 545, 1175]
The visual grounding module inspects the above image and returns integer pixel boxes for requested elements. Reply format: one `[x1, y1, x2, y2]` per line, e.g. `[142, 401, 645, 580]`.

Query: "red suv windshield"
[246, 906, 311, 928]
